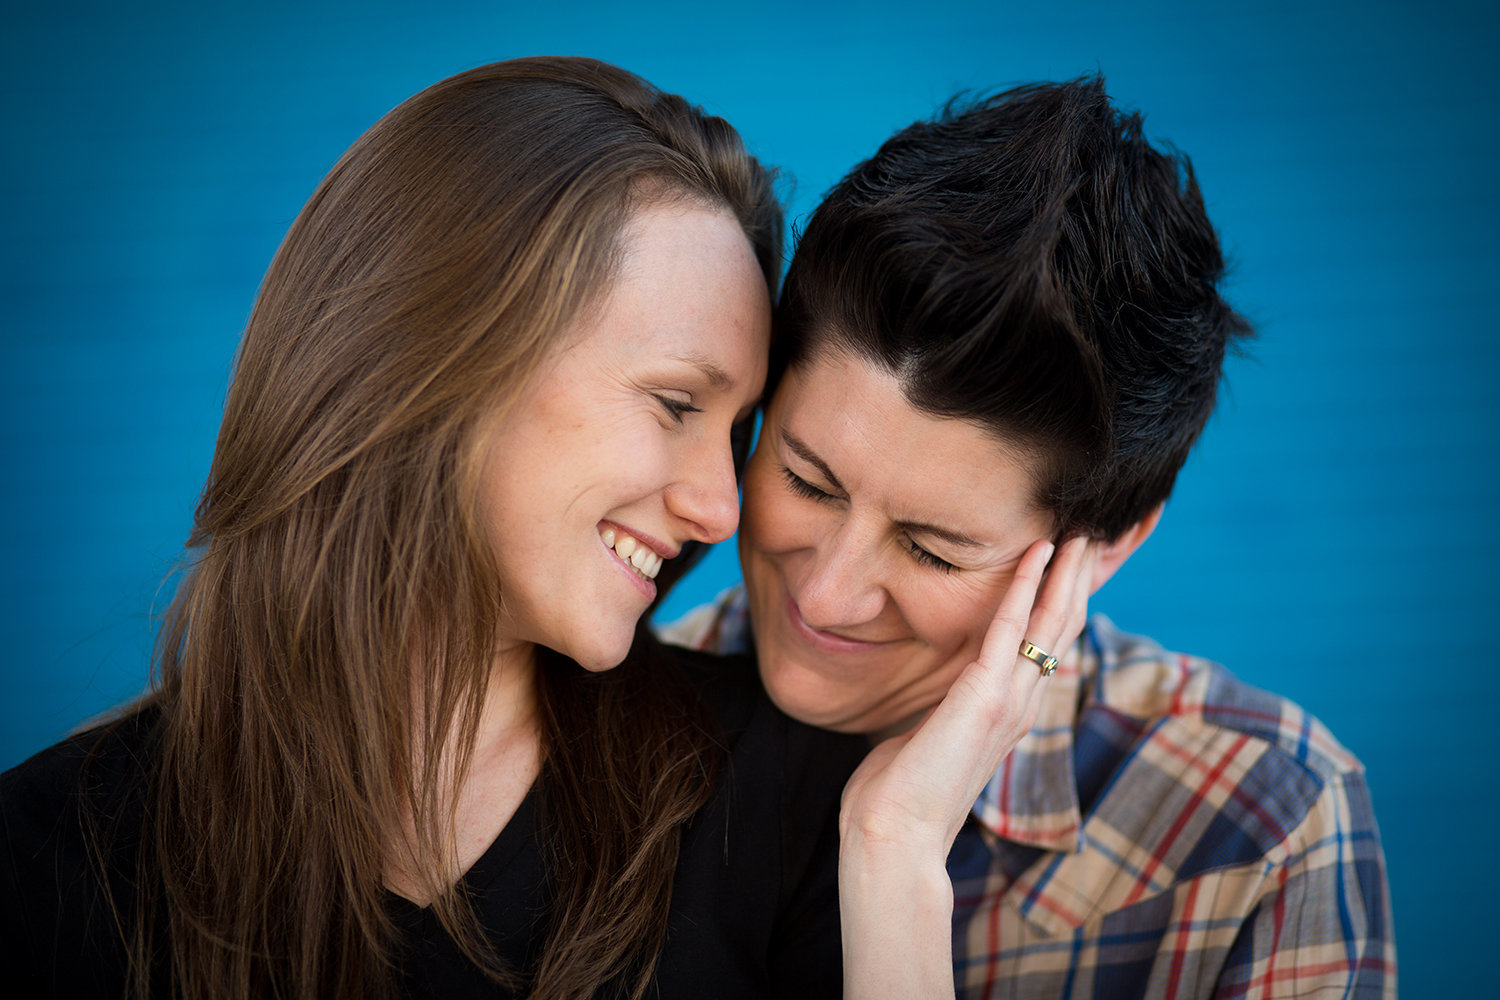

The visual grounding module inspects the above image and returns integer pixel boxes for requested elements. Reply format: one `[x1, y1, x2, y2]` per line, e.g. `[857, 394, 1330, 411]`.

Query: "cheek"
[905, 579, 1002, 660]
[740, 465, 801, 554]
[614, 449, 672, 496]
[592, 425, 676, 498]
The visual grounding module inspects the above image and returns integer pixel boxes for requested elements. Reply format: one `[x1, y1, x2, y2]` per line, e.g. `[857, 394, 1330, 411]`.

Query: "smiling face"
[739, 347, 1055, 736]
[480, 200, 770, 671]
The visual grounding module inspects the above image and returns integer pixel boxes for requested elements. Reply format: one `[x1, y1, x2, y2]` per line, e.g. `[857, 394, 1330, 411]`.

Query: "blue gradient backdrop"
[3, 1, 1494, 993]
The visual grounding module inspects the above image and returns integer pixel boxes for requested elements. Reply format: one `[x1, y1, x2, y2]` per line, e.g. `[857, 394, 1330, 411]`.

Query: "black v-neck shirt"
[1, 644, 866, 998]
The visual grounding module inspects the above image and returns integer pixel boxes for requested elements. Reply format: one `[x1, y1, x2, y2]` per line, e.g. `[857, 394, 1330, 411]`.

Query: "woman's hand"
[842, 534, 1095, 851]
[839, 535, 1096, 998]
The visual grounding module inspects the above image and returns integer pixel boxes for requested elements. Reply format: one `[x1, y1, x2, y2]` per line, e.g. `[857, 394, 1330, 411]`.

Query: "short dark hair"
[777, 76, 1252, 540]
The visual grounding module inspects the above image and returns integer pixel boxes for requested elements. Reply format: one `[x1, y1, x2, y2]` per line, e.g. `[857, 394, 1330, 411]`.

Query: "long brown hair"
[103, 57, 782, 999]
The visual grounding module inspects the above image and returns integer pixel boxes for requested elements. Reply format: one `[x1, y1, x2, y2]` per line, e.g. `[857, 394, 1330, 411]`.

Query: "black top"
[0, 644, 866, 998]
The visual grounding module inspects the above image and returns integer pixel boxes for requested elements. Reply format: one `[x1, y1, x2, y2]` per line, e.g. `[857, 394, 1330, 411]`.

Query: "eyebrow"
[781, 429, 983, 549]
[897, 518, 983, 549]
[670, 352, 733, 390]
[782, 429, 847, 493]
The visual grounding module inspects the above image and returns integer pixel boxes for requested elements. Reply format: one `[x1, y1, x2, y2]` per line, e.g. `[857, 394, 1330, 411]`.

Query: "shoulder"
[1090, 616, 1364, 785]
[2, 708, 159, 837]
[0, 709, 158, 993]
[1083, 617, 1381, 883]
[1008, 620, 1390, 944]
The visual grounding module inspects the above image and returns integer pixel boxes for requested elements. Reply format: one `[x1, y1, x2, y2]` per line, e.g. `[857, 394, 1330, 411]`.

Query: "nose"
[793, 519, 887, 630]
[666, 433, 742, 544]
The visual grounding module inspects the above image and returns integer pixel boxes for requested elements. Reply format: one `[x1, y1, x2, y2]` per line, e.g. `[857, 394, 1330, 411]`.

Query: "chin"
[547, 618, 637, 673]
[568, 637, 634, 673]
[761, 659, 927, 736]
[759, 664, 859, 733]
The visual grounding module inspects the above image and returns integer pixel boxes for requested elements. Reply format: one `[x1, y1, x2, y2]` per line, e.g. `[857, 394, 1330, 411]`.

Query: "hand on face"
[740, 349, 1059, 735]
[838, 534, 1097, 855]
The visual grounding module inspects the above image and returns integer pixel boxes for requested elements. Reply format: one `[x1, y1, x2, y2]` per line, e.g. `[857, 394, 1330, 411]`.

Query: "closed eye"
[903, 537, 958, 574]
[780, 466, 838, 504]
[783, 466, 959, 572]
[652, 393, 702, 424]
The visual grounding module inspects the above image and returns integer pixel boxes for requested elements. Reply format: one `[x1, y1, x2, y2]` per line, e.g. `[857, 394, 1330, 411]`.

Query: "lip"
[599, 520, 680, 561]
[783, 593, 893, 654]
[599, 520, 674, 601]
[602, 537, 657, 601]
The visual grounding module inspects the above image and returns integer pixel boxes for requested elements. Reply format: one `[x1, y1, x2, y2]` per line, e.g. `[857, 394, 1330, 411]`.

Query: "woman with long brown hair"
[0, 57, 862, 998]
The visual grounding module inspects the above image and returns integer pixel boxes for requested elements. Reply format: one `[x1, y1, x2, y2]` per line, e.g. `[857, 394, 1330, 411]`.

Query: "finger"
[1005, 546, 1091, 756]
[926, 537, 1068, 769]
[1030, 535, 1088, 627]
[932, 539, 1054, 738]
[1024, 534, 1092, 657]
[899, 540, 1061, 822]
[1006, 540, 1092, 759]
[975, 538, 1054, 670]
[1060, 541, 1098, 650]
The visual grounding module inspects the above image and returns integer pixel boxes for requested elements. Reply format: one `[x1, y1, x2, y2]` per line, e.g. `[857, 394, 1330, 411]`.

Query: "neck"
[479, 637, 541, 746]
[387, 638, 543, 905]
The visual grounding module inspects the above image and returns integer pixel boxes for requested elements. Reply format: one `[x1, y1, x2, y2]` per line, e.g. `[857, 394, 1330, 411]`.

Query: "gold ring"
[1020, 640, 1059, 677]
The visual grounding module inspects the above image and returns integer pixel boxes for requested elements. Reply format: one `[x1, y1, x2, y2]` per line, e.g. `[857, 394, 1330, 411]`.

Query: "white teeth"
[598, 526, 663, 581]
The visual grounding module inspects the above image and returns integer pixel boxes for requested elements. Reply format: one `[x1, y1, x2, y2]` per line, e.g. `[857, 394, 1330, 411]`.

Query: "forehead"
[769, 349, 1048, 537]
[561, 202, 769, 370]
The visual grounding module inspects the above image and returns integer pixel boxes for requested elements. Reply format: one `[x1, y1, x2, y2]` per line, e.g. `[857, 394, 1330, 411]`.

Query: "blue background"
[3, 1, 1494, 993]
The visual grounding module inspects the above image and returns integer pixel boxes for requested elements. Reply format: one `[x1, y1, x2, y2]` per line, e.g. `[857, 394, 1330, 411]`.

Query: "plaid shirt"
[658, 588, 1395, 999]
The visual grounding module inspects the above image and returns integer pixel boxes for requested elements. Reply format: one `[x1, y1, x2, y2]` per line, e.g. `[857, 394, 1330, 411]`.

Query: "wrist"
[839, 838, 955, 998]
[840, 827, 953, 902]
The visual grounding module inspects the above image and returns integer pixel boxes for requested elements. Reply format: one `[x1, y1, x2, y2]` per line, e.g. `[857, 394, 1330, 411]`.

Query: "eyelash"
[652, 394, 702, 424]
[905, 541, 958, 574]
[780, 466, 835, 503]
[779, 467, 959, 574]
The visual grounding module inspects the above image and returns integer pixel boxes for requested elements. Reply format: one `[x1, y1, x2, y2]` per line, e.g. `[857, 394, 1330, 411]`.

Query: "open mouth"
[599, 525, 664, 581]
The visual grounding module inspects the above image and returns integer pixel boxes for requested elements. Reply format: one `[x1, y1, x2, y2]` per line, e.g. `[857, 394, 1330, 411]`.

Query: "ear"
[1089, 503, 1163, 594]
